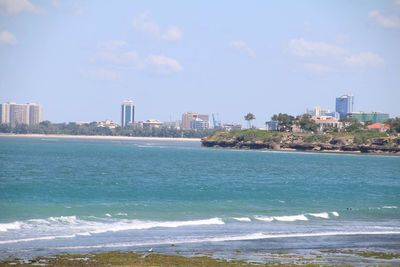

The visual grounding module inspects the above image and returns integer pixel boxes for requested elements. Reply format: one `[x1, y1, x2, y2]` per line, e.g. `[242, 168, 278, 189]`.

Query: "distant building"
[28, 103, 43, 126]
[335, 94, 354, 119]
[0, 103, 10, 124]
[1, 102, 43, 128]
[97, 119, 118, 129]
[311, 116, 343, 131]
[348, 112, 389, 124]
[163, 120, 181, 129]
[190, 118, 209, 130]
[182, 112, 198, 129]
[222, 123, 242, 131]
[367, 123, 390, 132]
[182, 112, 209, 129]
[266, 121, 279, 131]
[143, 119, 163, 128]
[306, 106, 331, 117]
[121, 100, 134, 127]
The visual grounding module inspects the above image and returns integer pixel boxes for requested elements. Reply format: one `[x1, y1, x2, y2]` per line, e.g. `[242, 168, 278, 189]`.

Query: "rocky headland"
[201, 130, 400, 155]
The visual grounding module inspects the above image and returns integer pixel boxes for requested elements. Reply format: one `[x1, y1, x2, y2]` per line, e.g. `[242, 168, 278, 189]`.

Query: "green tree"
[298, 114, 319, 132]
[385, 117, 400, 133]
[271, 113, 295, 132]
[244, 113, 255, 128]
[340, 117, 363, 132]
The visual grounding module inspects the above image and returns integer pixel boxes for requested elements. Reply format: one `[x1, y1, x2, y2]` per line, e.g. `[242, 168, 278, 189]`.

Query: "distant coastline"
[201, 130, 400, 156]
[0, 133, 201, 142]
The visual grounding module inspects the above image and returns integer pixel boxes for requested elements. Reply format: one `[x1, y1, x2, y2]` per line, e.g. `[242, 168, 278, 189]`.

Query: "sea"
[0, 136, 399, 263]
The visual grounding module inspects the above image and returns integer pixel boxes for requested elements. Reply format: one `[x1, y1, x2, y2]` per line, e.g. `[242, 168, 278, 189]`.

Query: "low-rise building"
[366, 123, 390, 132]
[311, 116, 343, 131]
[348, 112, 389, 123]
[97, 119, 118, 129]
[143, 119, 163, 128]
[222, 123, 242, 131]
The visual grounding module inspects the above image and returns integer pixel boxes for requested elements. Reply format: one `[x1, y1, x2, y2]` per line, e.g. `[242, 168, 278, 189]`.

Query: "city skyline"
[1, 0, 399, 127]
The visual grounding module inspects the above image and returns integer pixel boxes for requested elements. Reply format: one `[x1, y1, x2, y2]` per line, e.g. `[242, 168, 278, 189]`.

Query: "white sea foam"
[116, 213, 128, 216]
[382, 206, 397, 209]
[105, 213, 112, 217]
[0, 222, 21, 232]
[0, 216, 225, 244]
[54, 231, 400, 250]
[232, 217, 251, 222]
[331, 211, 339, 217]
[308, 212, 329, 219]
[254, 216, 273, 222]
[273, 214, 308, 221]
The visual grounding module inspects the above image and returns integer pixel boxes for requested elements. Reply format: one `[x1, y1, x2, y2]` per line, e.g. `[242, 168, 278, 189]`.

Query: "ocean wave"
[382, 206, 397, 209]
[0, 222, 21, 232]
[254, 214, 308, 222]
[308, 212, 329, 219]
[232, 217, 251, 222]
[0, 216, 225, 244]
[54, 231, 400, 250]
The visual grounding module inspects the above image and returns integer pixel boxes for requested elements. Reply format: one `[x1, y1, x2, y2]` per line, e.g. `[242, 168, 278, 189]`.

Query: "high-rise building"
[335, 94, 354, 119]
[0, 103, 10, 124]
[190, 118, 210, 130]
[10, 103, 29, 128]
[121, 100, 134, 127]
[182, 112, 210, 129]
[182, 112, 199, 129]
[1, 102, 43, 127]
[28, 103, 43, 125]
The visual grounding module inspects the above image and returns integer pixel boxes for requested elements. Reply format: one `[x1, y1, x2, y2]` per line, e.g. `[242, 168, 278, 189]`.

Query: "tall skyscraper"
[0, 103, 10, 124]
[335, 94, 354, 119]
[121, 100, 134, 127]
[28, 103, 43, 125]
[1, 102, 43, 127]
[10, 103, 29, 128]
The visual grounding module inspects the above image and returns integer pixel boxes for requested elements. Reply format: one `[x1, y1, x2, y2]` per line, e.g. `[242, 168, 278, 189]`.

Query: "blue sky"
[1, 0, 399, 126]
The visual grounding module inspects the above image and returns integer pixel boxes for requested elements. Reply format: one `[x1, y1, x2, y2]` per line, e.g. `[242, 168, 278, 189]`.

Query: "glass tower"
[335, 94, 354, 119]
[121, 100, 134, 127]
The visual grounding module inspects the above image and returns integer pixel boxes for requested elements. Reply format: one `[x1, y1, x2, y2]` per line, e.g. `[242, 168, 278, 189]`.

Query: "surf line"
[54, 231, 400, 250]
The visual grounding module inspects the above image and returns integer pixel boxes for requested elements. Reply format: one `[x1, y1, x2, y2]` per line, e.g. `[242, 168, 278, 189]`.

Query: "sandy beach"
[0, 133, 201, 142]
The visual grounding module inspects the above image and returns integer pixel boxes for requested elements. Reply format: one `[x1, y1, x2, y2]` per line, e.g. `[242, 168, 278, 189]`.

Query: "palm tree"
[244, 113, 255, 129]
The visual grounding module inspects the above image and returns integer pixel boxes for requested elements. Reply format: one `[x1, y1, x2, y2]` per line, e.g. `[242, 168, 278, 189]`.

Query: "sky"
[0, 0, 399, 127]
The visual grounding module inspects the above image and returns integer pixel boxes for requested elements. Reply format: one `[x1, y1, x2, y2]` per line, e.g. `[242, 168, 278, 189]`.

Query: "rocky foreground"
[201, 130, 400, 155]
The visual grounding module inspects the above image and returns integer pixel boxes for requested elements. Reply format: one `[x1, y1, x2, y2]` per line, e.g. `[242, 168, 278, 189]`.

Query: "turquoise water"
[0, 137, 399, 260]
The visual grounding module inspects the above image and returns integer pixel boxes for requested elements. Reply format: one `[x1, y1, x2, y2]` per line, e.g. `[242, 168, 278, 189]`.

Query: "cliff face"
[201, 131, 400, 155]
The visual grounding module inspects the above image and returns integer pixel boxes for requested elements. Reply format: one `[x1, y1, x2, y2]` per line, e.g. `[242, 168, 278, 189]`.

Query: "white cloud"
[289, 38, 349, 57]
[144, 55, 183, 74]
[0, 0, 44, 15]
[91, 40, 182, 75]
[344, 52, 385, 68]
[368, 10, 400, 29]
[229, 40, 255, 58]
[0, 30, 17, 45]
[81, 69, 123, 82]
[301, 63, 336, 74]
[132, 12, 182, 41]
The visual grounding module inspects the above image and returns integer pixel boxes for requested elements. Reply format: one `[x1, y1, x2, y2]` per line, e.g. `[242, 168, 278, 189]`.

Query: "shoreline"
[0, 133, 201, 142]
[2, 249, 399, 266]
[208, 145, 400, 157]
